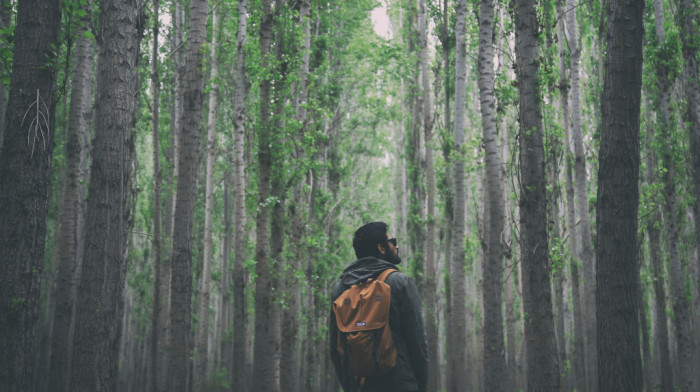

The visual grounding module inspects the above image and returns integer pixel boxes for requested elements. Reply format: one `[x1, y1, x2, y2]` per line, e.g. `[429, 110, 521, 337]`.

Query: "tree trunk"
[652, 1, 694, 390]
[168, 0, 209, 387]
[251, 1, 279, 390]
[48, 7, 94, 391]
[194, 10, 218, 391]
[644, 99, 673, 392]
[477, 0, 507, 389]
[280, 2, 310, 390]
[149, 0, 165, 389]
[514, 0, 561, 388]
[0, 0, 60, 388]
[231, 0, 248, 390]
[595, 0, 644, 389]
[565, 2, 598, 388]
[676, 9, 700, 375]
[418, 0, 438, 390]
[69, 0, 142, 388]
[448, 0, 468, 390]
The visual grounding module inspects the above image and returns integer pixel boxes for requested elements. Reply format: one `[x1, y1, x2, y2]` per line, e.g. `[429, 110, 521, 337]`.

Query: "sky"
[371, 1, 393, 40]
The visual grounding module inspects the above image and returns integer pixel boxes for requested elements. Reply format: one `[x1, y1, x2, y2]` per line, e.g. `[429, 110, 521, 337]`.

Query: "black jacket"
[329, 257, 428, 392]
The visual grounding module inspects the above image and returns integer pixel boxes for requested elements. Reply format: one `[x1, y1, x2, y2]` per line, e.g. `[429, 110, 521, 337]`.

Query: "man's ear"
[377, 243, 386, 255]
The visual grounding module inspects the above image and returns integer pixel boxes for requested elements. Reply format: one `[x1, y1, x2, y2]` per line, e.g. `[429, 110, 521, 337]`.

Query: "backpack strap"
[376, 268, 396, 283]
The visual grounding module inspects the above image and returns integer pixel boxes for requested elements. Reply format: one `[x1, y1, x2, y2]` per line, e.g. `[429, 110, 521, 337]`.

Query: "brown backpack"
[332, 268, 397, 377]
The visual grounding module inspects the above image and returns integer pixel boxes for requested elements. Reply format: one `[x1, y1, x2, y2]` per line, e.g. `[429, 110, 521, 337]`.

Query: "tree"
[69, 0, 143, 388]
[168, 0, 209, 387]
[477, 0, 507, 388]
[0, 0, 61, 388]
[194, 7, 219, 391]
[231, 0, 248, 390]
[447, 0, 469, 389]
[514, 0, 560, 387]
[149, 0, 167, 389]
[251, 1, 280, 390]
[595, 0, 644, 389]
[48, 3, 94, 390]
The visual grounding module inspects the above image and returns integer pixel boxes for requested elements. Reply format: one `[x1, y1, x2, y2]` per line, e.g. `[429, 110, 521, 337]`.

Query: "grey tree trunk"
[644, 99, 673, 392]
[149, 0, 166, 389]
[515, 0, 562, 389]
[231, 1, 248, 390]
[595, 0, 644, 389]
[48, 8, 93, 391]
[280, 1, 311, 390]
[194, 10, 219, 392]
[565, 1, 598, 388]
[560, 9, 587, 385]
[418, 0, 438, 390]
[477, 0, 507, 389]
[0, 0, 60, 389]
[514, 0, 561, 389]
[676, 3, 700, 389]
[69, 0, 142, 389]
[251, 2, 279, 390]
[168, 0, 209, 387]
[652, 1, 695, 390]
[447, 0, 469, 390]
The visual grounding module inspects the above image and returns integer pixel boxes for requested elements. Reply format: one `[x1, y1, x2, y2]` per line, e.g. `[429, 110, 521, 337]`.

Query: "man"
[330, 222, 428, 392]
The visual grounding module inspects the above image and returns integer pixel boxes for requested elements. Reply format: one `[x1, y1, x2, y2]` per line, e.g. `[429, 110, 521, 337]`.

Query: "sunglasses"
[386, 238, 397, 247]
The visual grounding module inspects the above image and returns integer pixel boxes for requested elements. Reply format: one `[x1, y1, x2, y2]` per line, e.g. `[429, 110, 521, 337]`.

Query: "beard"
[380, 249, 402, 265]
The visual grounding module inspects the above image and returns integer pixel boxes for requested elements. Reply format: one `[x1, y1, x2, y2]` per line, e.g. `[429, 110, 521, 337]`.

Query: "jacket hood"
[339, 257, 399, 286]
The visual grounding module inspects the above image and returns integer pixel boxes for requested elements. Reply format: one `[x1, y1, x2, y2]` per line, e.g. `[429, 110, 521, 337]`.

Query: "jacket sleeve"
[329, 284, 355, 392]
[398, 275, 429, 392]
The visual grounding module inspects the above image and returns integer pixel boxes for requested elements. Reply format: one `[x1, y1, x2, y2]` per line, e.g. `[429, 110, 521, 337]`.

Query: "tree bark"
[595, 0, 644, 389]
[194, 9, 218, 391]
[652, 1, 695, 390]
[149, 0, 166, 389]
[69, 0, 142, 389]
[448, 1, 469, 390]
[168, 0, 209, 387]
[418, 0, 438, 390]
[565, 1, 598, 388]
[0, 0, 60, 389]
[48, 6, 94, 391]
[231, 0, 248, 390]
[675, 2, 700, 390]
[477, 0, 507, 389]
[514, 0, 561, 388]
[251, 1, 279, 390]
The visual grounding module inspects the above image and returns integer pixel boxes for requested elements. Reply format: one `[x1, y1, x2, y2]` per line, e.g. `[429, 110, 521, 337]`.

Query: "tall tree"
[69, 0, 143, 388]
[231, 0, 249, 390]
[565, 0, 598, 387]
[595, 0, 644, 389]
[195, 8, 219, 391]
[251, 1, 280, 390]
[419, 0, 438, 390]
[0, 0, 61, 388]
[149, 0, 166, 389]
[651, 0, 695, 389]
[514, 0, 560, 388]
[168, 0, 209, 387]
[48, 3, 94, 391]
[448, 0, 469, 389]
[477, 0, 507, 388]
[280, 1, 311, 389]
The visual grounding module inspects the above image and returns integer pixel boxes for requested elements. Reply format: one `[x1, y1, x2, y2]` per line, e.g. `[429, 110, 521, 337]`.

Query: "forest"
[0, 0, 698, 390]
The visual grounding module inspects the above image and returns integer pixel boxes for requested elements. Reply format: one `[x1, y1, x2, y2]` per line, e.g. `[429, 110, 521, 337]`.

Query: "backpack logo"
[332, 269, 397, 377]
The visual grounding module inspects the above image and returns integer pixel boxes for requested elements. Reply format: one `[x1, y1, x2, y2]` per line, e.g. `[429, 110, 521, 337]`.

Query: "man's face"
[378, 233, 401, 265]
